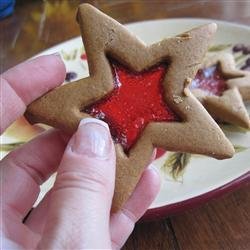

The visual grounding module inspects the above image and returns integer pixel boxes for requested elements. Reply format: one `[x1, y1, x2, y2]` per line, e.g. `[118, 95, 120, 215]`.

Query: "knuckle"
[54, 171, 112, 195]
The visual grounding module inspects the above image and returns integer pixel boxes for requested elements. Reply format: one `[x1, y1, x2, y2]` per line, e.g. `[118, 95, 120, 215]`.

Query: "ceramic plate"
[1, 18, 249, 219]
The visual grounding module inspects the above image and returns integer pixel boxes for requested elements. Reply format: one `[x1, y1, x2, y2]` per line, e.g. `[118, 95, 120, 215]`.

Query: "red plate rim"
[141, 171, 250, 221]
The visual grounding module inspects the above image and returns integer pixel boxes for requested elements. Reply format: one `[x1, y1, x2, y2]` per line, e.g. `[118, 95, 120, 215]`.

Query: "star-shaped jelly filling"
[85, 60, 179, 152]
[191, 64, 228, 96]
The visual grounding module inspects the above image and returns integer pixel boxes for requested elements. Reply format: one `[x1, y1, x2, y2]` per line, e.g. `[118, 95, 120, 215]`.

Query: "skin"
[0, 55, 161, 249]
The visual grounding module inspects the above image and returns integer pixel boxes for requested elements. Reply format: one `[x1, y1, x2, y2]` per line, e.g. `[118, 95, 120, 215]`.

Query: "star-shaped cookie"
[25, 4, 234, 211]
[191, 52, 250, 128]
[220, 53, 250, 101]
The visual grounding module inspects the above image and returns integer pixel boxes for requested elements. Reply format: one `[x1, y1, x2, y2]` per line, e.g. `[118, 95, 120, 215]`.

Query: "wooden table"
[1, 1, 249, 249]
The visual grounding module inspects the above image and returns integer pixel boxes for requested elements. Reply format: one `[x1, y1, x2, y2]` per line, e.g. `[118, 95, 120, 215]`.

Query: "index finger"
[0, 54, 66, 134]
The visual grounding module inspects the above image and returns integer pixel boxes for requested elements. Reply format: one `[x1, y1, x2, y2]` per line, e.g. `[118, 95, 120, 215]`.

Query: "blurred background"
[1, 0, 250, 73]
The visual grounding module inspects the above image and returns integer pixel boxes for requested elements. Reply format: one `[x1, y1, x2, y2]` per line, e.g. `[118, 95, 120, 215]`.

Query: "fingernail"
[71, 118, 112, 158]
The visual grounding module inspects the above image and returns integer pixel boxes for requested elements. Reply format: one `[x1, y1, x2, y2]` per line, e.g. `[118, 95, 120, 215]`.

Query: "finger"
[38, 118, 116, 250]
[26, 148, 158, 237]
[1, 129, 69, 219]
[26, 150, 158, 238]
[110, 165, 161, 249]
[0, 54, 66, 133]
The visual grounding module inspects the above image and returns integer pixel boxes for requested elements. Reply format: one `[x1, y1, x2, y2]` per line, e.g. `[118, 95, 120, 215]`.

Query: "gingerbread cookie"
[25, 4, 234, 211]
[191, 52, 250, 128]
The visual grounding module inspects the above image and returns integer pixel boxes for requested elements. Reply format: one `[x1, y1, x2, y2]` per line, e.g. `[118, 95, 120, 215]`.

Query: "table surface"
[1, 1, 250, 249]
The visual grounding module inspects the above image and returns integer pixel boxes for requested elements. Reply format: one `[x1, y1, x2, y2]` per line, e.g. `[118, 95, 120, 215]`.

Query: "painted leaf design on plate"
[207, 43, 250, 69]
[61, 48, 78, 61]
[220, 124, 250, 134]
[234, 54, 248, 63]
[161, 152, 191, 180]
[232, 43, 250, 69]
[208, 44, 232, 52]
[0, 142, 25, 152]
[233, 145, 248, 153]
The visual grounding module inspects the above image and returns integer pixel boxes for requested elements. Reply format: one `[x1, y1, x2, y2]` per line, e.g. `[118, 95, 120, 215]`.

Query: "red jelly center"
[85, 60, 178, 152]
[191, 64, 227, 96]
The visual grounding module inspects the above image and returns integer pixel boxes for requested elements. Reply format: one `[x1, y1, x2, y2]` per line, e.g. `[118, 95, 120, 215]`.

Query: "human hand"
[0, 55, 161, 249]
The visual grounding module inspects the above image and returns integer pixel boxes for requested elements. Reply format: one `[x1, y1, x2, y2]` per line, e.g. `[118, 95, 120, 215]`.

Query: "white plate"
[1, 18, 249, 217]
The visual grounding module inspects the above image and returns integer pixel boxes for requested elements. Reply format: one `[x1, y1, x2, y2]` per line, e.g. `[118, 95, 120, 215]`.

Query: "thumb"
[38, 118, 116, 249]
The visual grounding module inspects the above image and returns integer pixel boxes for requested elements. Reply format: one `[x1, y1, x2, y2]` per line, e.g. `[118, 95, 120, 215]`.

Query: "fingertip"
[56, 117, 116, 196]
[66, 118, 114, 160]
[109, 164, 161, 249]
[118, 164, 161, 221]
[34, 54, 66, 85]
[3, 54, 67, 106]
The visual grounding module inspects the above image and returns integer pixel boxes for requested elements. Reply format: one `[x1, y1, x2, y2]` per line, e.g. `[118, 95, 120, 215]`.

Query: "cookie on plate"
[191, 52, 250, 128]
[25, 4, 234, 211]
